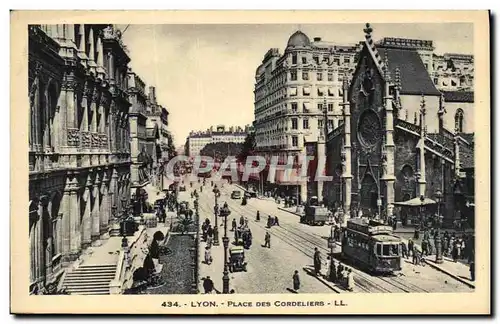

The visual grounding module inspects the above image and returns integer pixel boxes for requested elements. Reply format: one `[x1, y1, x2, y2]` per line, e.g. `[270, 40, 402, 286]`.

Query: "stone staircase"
[61, 264, 117, 295]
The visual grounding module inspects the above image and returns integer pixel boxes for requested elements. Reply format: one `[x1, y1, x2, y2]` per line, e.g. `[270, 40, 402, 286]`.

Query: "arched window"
[455, 108, 464, 133]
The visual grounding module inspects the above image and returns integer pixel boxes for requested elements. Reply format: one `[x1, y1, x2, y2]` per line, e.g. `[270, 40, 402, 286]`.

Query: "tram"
[341, 218, 402, 274]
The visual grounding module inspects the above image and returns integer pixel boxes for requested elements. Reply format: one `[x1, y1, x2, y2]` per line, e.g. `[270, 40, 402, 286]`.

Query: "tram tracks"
[220, 192, 432, 293]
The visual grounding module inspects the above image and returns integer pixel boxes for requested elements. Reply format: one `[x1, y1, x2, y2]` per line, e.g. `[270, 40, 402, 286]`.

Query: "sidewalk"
[198, 235, 228, 294]
[423, 256, 475, 288]
[277, 206, 303, 216]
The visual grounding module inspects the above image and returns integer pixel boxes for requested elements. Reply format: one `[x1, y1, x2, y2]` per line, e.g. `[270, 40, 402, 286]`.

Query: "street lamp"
[212, 185, 220, 246]
[327, 225, 336, 282]
[434, 189, 444, 264]
[219, 203, 231, 294]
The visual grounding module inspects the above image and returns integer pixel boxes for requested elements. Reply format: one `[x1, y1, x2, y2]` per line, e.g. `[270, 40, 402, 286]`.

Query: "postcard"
[10, 10, 490, 315]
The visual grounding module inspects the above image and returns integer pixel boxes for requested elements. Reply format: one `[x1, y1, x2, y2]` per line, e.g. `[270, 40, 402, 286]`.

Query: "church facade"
[324, 24, 474, 227]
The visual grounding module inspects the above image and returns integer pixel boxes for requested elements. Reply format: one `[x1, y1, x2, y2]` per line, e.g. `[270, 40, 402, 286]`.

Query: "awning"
[317, 88, 325, 96]
[393, 197, 437, 206]
[328, 88, 335, 96]
[290, 87, 297, 96]
[303, 87, 310, 95]
[303, 102, 311, 111]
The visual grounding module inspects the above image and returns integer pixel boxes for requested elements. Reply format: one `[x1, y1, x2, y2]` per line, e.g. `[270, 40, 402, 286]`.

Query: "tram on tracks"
[341, 218, 402, 274]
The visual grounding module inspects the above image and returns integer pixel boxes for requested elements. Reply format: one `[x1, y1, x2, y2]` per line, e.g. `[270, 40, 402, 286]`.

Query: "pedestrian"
[313, 248, 322, 276]
[346, 268, 355, 291]
[256, 211, 260, 221]
[204, 246, 212, 265]
[452, 240, 460, 262]
[207, 225, 214, 247]
[414, 226, 420, 240]
[264, 231, 271, 248]
[274, 216, 280, 226]
[407, 239, 414, 258]
[469, 260, 475, 281]
[329, 260, 338, 283]
[401, 241, 408, 259]
[412, 246, 419, 265]
[421, 240, 429, 256]
[293, 270, 300, 291]
[203, 276, 214, 294]
[231, 218, 237, 232]
[336, 263, 343, 284]
[267, 215, 272, 228]
[239, 215, 245, 227]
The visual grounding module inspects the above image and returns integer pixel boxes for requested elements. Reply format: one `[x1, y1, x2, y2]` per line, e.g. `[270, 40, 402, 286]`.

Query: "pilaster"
[340, 78, 352, 222]
[91, 174, 101, 241]
[417, 95, 427, 196]
[81, 184, 92, 249]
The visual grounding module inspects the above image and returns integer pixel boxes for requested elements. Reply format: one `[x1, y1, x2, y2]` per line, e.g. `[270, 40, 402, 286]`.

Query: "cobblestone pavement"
[198, 181, 473, 293]
[196, 182, 336, 294]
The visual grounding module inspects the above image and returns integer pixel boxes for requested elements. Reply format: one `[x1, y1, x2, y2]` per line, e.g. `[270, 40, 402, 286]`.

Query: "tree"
[199, 142, 243, 161]
[238, 132, 256, 162]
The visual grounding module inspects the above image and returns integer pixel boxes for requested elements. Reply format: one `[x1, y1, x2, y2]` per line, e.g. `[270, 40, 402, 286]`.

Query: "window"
[455, 108, 464, 132]
[292, 136, 298, 147]
[318, 119, 324, 129]
[376, 244, 382, 255]
[317, 103, 323, 111]
[290, 87, 297, 96]
[302, 72, 309, 81]
[328, 88, 334, 96]
[302, 57, 307, 64]
[328, 73, 334, 81]
[313, 56, 319, 64]
[433, 78, 438, 84]
[291, 118, 298, 130]
[317, 72, 323, 81]
[291, 102, 298, 112]
[424, 63, 428, 70]
[328, 119, 334, 129]
[292, 54, 297, 65]
[303, 119, 309, 129]
[318, 88, 324, 96]
[291, 70, 297, 81]
[334, 58, 340, 65]
[328, 103, 334, 112]
[303, 87, 310, 96]
[382, 244, 390, 256]
[344, 57, 350, 64]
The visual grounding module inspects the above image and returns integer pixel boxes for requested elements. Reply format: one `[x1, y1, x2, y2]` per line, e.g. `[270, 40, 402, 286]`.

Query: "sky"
[119, 23, 473, 147]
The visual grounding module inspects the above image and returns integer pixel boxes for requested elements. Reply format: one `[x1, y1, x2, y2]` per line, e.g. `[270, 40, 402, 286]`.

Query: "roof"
[377, 47, 441, 96]
[442, 91, 474, 103]
[371, 235, 402, 243]
[287, 30, 311, 48]
[459, 140, 475, 169]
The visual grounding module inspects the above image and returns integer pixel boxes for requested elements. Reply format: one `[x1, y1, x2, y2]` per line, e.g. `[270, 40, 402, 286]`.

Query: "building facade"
[28, 24, 133, 293]
[376, 37, 474, 92]
[185, 125, 248, 157]
[253, 31, 360, 196]
[325, 24, 474, 227]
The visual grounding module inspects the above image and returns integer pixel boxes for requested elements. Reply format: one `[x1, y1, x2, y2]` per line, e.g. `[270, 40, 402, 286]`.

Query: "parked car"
[231, 191, 242, 199]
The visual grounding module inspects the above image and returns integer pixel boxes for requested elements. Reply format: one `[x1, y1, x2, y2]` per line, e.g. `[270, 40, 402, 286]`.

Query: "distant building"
[376, 37, 474, 92]
[253, 31, 361, 194]
[185, 125, 249, 157]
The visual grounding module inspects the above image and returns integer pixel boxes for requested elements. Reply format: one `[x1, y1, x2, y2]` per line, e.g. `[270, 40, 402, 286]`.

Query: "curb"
[423, 258, 475, 289]
[302, 267, 343, 294]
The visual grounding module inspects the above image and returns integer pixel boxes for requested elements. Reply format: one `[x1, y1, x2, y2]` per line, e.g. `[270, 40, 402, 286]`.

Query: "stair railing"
[109, 250, 126, 294]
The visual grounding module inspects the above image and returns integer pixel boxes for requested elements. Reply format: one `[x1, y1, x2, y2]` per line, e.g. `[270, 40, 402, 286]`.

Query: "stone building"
[253, 30, 360, 198]
[376, 37, 474, 92]
[28, 24, 132, 293]
[144, 86, 169, 190]
[325, 24, 474, 226]
[185, 125, 248, 157]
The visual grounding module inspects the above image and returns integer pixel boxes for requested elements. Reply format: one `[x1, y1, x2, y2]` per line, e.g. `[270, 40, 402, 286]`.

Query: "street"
[193, 179, 473, 294]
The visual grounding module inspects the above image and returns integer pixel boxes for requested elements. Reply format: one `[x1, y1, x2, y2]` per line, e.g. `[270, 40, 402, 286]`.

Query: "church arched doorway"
[360, 174, 378, 216]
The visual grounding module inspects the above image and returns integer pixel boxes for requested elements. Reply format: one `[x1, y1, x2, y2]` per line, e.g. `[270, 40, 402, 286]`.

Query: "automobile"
[178, 186, 186, 192]
[231, 191, 242, 199]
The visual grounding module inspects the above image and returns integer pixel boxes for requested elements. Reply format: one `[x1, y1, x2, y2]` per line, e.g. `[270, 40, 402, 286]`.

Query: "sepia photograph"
[10, 10, 490, 315]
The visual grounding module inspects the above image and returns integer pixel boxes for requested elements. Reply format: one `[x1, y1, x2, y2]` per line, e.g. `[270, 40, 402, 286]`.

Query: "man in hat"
[313, 248, 322, 276]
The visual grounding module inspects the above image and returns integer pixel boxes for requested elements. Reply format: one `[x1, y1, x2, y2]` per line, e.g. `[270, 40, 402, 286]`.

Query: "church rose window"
[358, 110, 381, 148]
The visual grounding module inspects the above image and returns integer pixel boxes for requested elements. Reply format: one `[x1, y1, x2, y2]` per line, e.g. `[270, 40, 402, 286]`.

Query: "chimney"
[314, 37, 322, 42]
[148, 86, 156, 104]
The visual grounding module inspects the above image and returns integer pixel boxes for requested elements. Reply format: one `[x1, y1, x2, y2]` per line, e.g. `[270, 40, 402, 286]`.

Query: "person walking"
[206, 225, 214, 248]
[336, 263, 343, 284]
[313, 248, 322, 276]
[256, 210, 260, 221]
[329, 260, 338, 283]
[203, 276, 214, 294]
[264, 231, 271, 248]
[231, 218, 237, 232]
[204, 246, 212, 265]
[407, 239, 414, 258]
[293, 270, 300, 292]
[401, 241, 408, 259]
[346, 268, 355, 291]
[274, 216, 280, 226]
